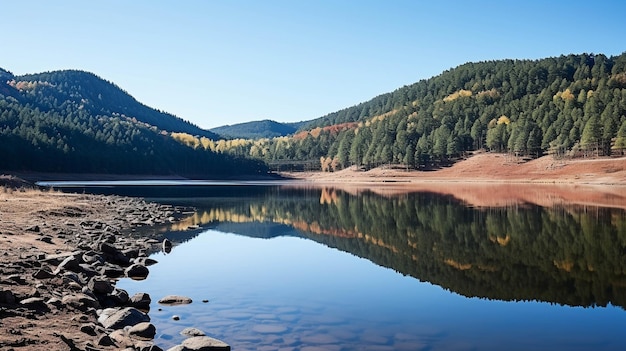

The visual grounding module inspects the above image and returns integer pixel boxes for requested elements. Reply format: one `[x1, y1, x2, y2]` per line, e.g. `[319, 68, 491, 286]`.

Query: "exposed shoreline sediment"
[0, 183, 199, 350]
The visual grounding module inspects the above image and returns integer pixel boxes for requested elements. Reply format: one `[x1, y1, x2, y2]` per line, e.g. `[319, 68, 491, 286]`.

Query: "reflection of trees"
[184, 186, 626, 309]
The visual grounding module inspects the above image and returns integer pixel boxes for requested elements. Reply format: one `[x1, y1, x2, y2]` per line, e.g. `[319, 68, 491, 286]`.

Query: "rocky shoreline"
[0, 181, 230, 351]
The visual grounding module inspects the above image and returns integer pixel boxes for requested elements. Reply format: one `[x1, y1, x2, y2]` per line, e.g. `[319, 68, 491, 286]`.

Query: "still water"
[112, 184, 626, 351]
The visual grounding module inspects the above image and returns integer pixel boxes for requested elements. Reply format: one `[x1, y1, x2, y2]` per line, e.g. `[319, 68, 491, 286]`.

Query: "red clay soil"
[284, 153, 626, 209]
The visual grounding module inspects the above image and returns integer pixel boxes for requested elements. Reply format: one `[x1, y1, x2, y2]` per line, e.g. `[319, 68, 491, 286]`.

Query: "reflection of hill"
[209, 222, 301, 239]
[182, 186, 626, 310]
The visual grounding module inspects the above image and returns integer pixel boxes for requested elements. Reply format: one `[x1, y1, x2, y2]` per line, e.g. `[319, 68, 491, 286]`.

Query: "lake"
[55, 181, 626, 350]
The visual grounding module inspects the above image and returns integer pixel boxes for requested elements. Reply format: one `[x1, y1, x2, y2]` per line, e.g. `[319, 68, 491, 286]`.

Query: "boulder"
[55, 255, 81, 273]
[128, 322, 156, 340]
[97, 334, 116, 346]
[125, 264, 149, 280]
[0, 290, 16, 305]
[32, 268, 55, 280]
[80, 323, 99, 336]
[108, 329, 134, 348]
[181, 336, 230, 351]
[82, 251, 104, 264]
[98, 241, 121, 256]
[158, 295, 192, 305]
[88, 277, 114, 295]
[20, 297, 48, 310]
[100, 264, 125, 278]
[180, 327, 206, 338]
[98, 307, 150, 329]
[62, 293, 100, 311]
[129, 292, 152, 310]
[79, 263, 100, 277]
[110, 288, 130, 305]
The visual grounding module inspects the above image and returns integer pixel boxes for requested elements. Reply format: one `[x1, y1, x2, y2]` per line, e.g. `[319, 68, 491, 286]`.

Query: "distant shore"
[282, 153, 626, 186]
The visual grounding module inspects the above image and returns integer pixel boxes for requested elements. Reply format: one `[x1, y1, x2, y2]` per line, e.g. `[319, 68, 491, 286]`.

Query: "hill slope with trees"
[208, 52, 626, 171]
[210, 119, 301, 139]
[0, 69, 268, 177]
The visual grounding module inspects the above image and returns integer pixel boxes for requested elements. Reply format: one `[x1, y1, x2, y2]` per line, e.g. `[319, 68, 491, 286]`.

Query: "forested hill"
[0, 68, 268, 177]
[209, 52, 626, 171]
[210, 119, 301, 139]
[16, 70, 218, 139]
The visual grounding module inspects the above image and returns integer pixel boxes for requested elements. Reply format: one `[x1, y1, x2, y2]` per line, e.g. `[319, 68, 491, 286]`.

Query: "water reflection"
[161, 185, 626, 310]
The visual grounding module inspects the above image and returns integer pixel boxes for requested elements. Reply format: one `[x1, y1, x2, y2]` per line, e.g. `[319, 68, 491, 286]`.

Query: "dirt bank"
[285, 153, 626, 186]
[282, 153, 626, 210]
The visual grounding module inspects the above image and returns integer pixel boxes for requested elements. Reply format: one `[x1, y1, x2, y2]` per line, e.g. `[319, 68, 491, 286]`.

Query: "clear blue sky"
[3, 1, 626, 129]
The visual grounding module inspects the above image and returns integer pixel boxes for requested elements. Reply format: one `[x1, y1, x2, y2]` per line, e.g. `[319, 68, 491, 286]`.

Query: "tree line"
[206, 53, 626, 170]
[0, 70, 267, 177]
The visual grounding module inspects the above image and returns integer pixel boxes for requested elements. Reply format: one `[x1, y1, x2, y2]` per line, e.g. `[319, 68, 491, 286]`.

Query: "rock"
[162, 239, 172, 253]
[46, 297, 63, 308]
[98, 307, 150, 329]
[88, 277, 114, 295]
[129, 292, 152, 310]
[62, 270, 80, 281]
[82, 251, 104, 264]
[62, 293, 100, 311]
[110, 288, 130, 305]
[26, 225, 40, 232]
[20, 297, 48, 310]
[166, 346, 185, 351]
[78, 263, 99, 277]
[125, 264, 149, 280]
[136, 343, 164, 351]
[32, 268, 55, 279]
[122, 248, 140, 259]
[44, 251, 83, 266]
[0, 290, 16, 304]
[97, 334, 116, 346]
[158, 295, 192, 305]
[101, 264, 125, 278]
[172, 315, 181, 321]
[180, 327, 206, 337]
[99, 242, 122, 256]
[80, 323, 98, 336]
[181, 336, 231, 351]
[108, 329, 134, 348]
[37, 236, 53, 244]
[128, 322, 156, 340]
[55, 255, 81, 273]
[7, 274, 27, 285]
[134, 257, 159, 266]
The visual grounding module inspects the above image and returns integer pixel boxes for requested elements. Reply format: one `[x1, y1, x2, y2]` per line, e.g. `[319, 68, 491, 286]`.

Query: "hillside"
[15, 70, 219, 139]
[0, 68, 267, 177]
[210, 119, 299, 139]
[214, 52, 626, 172]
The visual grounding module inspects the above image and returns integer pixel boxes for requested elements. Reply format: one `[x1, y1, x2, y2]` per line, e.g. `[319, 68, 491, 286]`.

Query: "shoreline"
[281, 153, 626, 187]
[2, 152, 626, 350]
[0, 185, 198, 350]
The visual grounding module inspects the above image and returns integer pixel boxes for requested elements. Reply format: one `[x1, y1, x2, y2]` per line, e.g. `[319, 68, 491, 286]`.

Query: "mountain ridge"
[210, 119, 306, 139]
[0, 67, 268, 177]
[13, 69, 220, 139]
